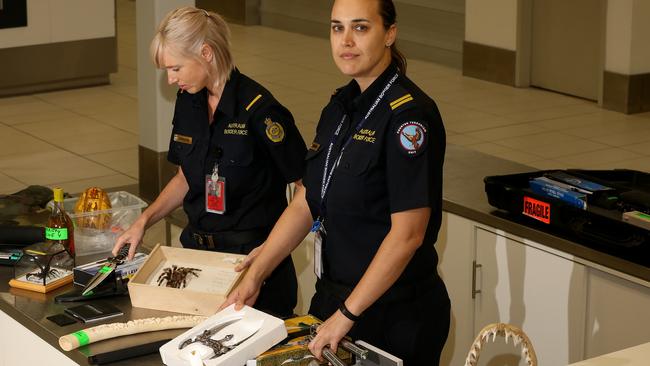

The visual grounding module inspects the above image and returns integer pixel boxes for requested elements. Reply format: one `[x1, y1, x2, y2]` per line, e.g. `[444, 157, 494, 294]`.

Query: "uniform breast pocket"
[219, 142, 256, 196]
[328, 151, 377, 214]
[222, 147, 254, 167]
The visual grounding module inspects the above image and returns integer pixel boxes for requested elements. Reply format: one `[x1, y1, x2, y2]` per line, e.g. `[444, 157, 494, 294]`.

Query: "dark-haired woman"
[222, 0, 450, 364]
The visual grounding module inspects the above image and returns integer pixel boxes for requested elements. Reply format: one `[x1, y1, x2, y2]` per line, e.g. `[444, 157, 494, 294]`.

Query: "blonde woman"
[113, 7, 306, 318]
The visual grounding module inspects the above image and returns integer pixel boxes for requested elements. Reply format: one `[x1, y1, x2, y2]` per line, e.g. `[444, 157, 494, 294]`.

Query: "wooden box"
[128, 244, 246, 316]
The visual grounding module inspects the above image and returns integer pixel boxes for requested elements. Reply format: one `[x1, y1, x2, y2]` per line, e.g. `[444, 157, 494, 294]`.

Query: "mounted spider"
[25, 267, 61, 282]
[157, 265, 201, 289]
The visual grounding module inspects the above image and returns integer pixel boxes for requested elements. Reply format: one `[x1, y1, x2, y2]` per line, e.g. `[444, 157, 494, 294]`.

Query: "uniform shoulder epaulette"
[244, 92, 264, 113]
[386, 85, 415, 114]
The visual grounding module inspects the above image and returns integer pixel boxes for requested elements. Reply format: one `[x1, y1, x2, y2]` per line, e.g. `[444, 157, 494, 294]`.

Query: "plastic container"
[60, 191, 147, 256]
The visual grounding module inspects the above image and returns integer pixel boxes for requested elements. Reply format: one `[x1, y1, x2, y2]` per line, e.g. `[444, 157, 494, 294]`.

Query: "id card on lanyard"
[206, 163, 226, 214]
[311, 73, 399, 279]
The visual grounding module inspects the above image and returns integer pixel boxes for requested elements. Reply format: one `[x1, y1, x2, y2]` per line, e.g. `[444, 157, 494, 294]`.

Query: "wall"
[259, 0, 465, 68]
[605, 0, 650, 75]
[464, 0, 517, 51]
[603, 0, 650, 113]
[0, 0, 117, 96]
[0, 0, 115, 49]
[136, 0, 194, 200]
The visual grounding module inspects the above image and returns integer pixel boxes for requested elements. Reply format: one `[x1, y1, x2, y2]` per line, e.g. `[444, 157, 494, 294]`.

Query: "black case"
[484, 169, 650, 265]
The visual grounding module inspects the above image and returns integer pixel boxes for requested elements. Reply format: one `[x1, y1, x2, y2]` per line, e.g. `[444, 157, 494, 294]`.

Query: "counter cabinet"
[439, 212, 650, 366]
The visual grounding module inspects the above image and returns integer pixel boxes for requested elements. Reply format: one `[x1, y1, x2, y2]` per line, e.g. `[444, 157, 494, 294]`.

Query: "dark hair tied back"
[378, 0, 407, 74]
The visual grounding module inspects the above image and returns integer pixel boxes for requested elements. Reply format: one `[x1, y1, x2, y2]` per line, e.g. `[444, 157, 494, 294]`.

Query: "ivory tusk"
[59, 315, 207, 351]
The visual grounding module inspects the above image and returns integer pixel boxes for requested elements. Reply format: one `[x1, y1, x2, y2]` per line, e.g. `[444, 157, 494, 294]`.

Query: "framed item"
[0, 0, 27, 29]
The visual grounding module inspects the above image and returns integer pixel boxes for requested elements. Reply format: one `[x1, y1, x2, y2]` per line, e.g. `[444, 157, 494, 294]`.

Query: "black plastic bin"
[484, 169, 650, 265]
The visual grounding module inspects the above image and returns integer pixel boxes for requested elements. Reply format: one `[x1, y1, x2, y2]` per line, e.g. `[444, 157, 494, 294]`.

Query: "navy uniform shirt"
[303, 63, 446, 287]
[167, 69, 307, 233]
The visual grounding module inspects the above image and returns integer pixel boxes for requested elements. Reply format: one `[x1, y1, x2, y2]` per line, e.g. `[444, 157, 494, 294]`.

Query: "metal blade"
[81, 263, 117, 296]
[210, 327, 260, 359]
[178, 317, 242, 349]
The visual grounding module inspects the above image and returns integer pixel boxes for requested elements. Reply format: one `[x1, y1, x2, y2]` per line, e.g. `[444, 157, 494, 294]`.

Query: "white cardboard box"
[128, 244, 246, 316]
[160, 305, 287, 366]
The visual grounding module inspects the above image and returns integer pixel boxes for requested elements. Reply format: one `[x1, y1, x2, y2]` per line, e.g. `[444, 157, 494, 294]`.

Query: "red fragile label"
[522, 196, 550, 224]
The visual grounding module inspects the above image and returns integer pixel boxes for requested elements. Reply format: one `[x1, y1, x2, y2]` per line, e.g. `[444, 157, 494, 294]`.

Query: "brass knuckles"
[307, 326, 368, 361]
[178, 318, 241, 349]
[339, 339, 368, 360]
[322, 348, 347, 366]
[306, 332, 348, 366]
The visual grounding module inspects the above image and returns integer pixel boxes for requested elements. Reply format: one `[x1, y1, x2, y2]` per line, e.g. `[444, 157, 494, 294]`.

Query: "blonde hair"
[151, 7, 234, 87]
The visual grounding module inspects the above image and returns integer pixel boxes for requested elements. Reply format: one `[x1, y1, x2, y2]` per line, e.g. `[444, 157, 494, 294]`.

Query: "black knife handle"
[111, 243, 131, 263]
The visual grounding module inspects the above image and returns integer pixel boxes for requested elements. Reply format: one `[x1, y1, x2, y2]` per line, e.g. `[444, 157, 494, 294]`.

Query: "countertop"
[2, 144, 649, 365]
[568, 341, 650, 366]
[0, 262, 183, 365]
[442, 144, 650, 282]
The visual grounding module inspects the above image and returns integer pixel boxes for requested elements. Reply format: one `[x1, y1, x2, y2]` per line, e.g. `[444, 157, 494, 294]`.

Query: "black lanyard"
[312, 73, 399, 232]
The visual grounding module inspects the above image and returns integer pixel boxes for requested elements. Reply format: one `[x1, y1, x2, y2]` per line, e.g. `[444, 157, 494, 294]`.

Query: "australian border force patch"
[397, 121, 427, 156]
[264, 118, 285, 143]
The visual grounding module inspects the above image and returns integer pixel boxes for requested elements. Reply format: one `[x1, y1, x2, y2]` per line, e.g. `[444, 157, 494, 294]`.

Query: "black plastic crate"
[484, 169, 650, 265]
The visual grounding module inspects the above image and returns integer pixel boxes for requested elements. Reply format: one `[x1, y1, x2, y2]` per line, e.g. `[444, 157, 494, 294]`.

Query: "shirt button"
[344, 162, 350, 169]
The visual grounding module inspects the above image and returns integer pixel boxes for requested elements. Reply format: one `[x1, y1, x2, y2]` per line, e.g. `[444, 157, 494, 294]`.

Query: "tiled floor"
[1, 0, 650, 196]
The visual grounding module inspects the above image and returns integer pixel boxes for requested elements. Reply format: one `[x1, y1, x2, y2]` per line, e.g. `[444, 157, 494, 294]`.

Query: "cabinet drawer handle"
[472, 261, 482, 299]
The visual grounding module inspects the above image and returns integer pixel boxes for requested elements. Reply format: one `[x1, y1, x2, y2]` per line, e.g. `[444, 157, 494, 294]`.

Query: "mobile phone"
[64, 302, 124, 323]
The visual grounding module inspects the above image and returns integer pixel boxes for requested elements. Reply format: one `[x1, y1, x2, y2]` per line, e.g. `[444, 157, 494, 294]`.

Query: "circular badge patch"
[264, 118, 285, 143]
[397, 122, 427, 156]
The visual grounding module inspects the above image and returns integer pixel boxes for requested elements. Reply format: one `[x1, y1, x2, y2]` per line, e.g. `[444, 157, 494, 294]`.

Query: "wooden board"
[8, 273, 73, 293]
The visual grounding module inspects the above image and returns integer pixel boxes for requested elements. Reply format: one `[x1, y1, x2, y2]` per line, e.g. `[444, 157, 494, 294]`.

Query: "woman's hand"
[112, 219, 146, 260]
[234, 243, 264, 272]
[218, 273, 263, 311]
[308, 310, 354, 360]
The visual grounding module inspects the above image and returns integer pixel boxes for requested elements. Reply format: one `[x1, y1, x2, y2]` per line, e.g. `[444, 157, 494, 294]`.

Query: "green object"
[99, 266, 112, 274]
[634, 212, 650, 220]
[72, 330, 90, 346]
[45, 227, 68, 240]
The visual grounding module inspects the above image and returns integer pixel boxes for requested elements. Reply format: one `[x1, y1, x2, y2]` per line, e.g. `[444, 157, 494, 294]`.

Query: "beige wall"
[605, 0, 650, 75]
[605, 0, 634, 75]
[629, 0, 650, 74]
[137, 0, 194, 152]
[0, 0, 115, 49]
[465, 0, 518, 50]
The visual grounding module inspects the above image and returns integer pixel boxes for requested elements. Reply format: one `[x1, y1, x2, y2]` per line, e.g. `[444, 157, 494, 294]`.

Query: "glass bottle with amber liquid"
[47, 187, 75, 256]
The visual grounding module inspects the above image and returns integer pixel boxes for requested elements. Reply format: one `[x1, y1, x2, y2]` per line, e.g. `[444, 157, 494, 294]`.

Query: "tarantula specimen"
[157, 265, 202, 289]
[25, 268, 61, 282]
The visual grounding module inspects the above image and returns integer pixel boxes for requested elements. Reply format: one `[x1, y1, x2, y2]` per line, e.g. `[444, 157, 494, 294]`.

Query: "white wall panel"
[0, 0, 50, 49]
[50, 0, 115, 43]
[0, 0, 115, 50]
[465, 0, 517, 50]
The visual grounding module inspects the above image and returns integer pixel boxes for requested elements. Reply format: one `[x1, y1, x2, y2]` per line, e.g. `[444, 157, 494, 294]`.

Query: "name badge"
[314, 230, 323, 279]
[173, 134, 193, 144]
[205, 175, 226, 214]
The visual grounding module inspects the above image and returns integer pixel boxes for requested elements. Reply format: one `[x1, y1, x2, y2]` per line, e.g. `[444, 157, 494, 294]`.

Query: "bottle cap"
[53, 187, 64, 202]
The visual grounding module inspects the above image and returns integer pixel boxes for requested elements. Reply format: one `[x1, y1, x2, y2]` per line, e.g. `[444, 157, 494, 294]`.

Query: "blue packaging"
[530, 177, 587, 210]
[546, 171, 612, 193]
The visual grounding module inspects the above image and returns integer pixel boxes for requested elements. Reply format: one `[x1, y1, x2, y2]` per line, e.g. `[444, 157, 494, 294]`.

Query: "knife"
[82, 244, 130, 296]
[178, 317, 242, 349]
